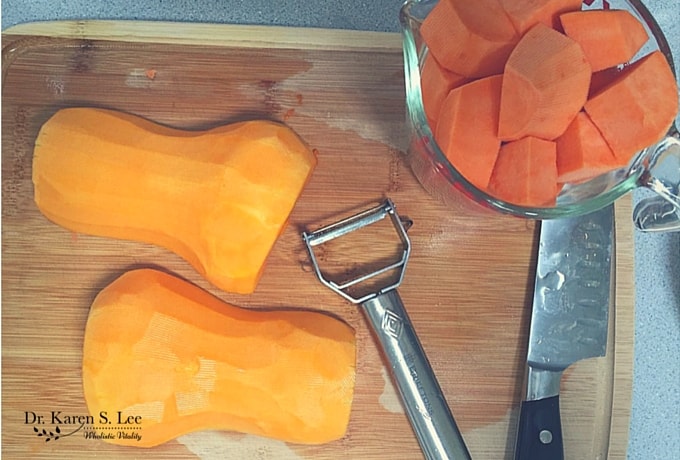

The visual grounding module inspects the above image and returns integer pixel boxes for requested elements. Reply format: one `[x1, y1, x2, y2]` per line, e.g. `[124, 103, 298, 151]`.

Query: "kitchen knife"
[514, 205, 615, 460]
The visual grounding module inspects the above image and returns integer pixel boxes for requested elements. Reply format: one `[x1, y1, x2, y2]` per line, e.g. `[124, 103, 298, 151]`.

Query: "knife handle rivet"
[539, 429, 553, 444]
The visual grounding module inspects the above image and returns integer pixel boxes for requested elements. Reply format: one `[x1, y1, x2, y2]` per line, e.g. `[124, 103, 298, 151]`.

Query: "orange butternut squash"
[560, 9, 649, 72]
[82, 268, 357, 447]
[498, 23, 592, 141]
[421, 52, 469, 132]
[32, 108, 317, 294]
[488, 136, 558, 206]
[435, 74, 503, 189]
[584, 50, 678, 164]
[499, 0, 582, 34]
[555, 111, 620, 183]
[420, 0, 519, 78]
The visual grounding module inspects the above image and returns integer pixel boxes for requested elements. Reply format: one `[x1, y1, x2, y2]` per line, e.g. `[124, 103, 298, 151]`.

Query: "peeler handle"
[362, 290, 471, 460]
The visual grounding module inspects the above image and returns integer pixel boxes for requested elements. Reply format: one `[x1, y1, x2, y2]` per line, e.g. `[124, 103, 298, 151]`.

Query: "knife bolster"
[526, 367, 562, 400]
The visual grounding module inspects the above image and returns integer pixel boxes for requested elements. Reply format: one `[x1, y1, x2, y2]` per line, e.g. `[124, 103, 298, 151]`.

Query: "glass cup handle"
[633, 134, 680, 232]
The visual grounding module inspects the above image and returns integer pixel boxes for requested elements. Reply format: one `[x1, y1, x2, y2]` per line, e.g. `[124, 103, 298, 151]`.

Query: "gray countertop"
[2, 1, 679, 459]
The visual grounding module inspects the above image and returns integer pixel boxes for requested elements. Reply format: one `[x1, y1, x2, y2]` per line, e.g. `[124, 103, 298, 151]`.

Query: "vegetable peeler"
[302, 199, 471, 460]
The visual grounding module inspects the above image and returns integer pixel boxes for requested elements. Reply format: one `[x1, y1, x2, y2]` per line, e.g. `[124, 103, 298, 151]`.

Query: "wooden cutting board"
[1, 21, 634, 460]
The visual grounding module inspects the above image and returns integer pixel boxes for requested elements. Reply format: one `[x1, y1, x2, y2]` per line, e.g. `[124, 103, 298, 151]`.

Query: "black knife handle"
[514, 395, 564, 460]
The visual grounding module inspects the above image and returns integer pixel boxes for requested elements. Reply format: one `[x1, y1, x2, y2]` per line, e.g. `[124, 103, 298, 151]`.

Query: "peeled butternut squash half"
[32, 108, 317, 294]
[82, 268, 357, 447]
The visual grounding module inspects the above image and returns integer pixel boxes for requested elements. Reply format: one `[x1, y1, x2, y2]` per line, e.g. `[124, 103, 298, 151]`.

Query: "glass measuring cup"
[399, 0, 680, 232]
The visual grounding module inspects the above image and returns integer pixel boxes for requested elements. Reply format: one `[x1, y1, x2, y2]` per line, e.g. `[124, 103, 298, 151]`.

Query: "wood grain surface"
[2, 21, 634, 460]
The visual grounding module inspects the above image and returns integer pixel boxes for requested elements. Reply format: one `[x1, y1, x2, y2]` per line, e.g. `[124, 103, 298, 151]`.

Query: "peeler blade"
[302, 198, 411, 304]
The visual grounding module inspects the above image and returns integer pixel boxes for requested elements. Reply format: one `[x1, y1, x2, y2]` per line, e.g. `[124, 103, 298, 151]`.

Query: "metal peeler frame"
[302, 199, 471, 460]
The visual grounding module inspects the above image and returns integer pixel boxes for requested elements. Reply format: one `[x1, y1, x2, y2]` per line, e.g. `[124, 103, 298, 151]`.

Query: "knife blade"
[514, 205, 615, 460]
